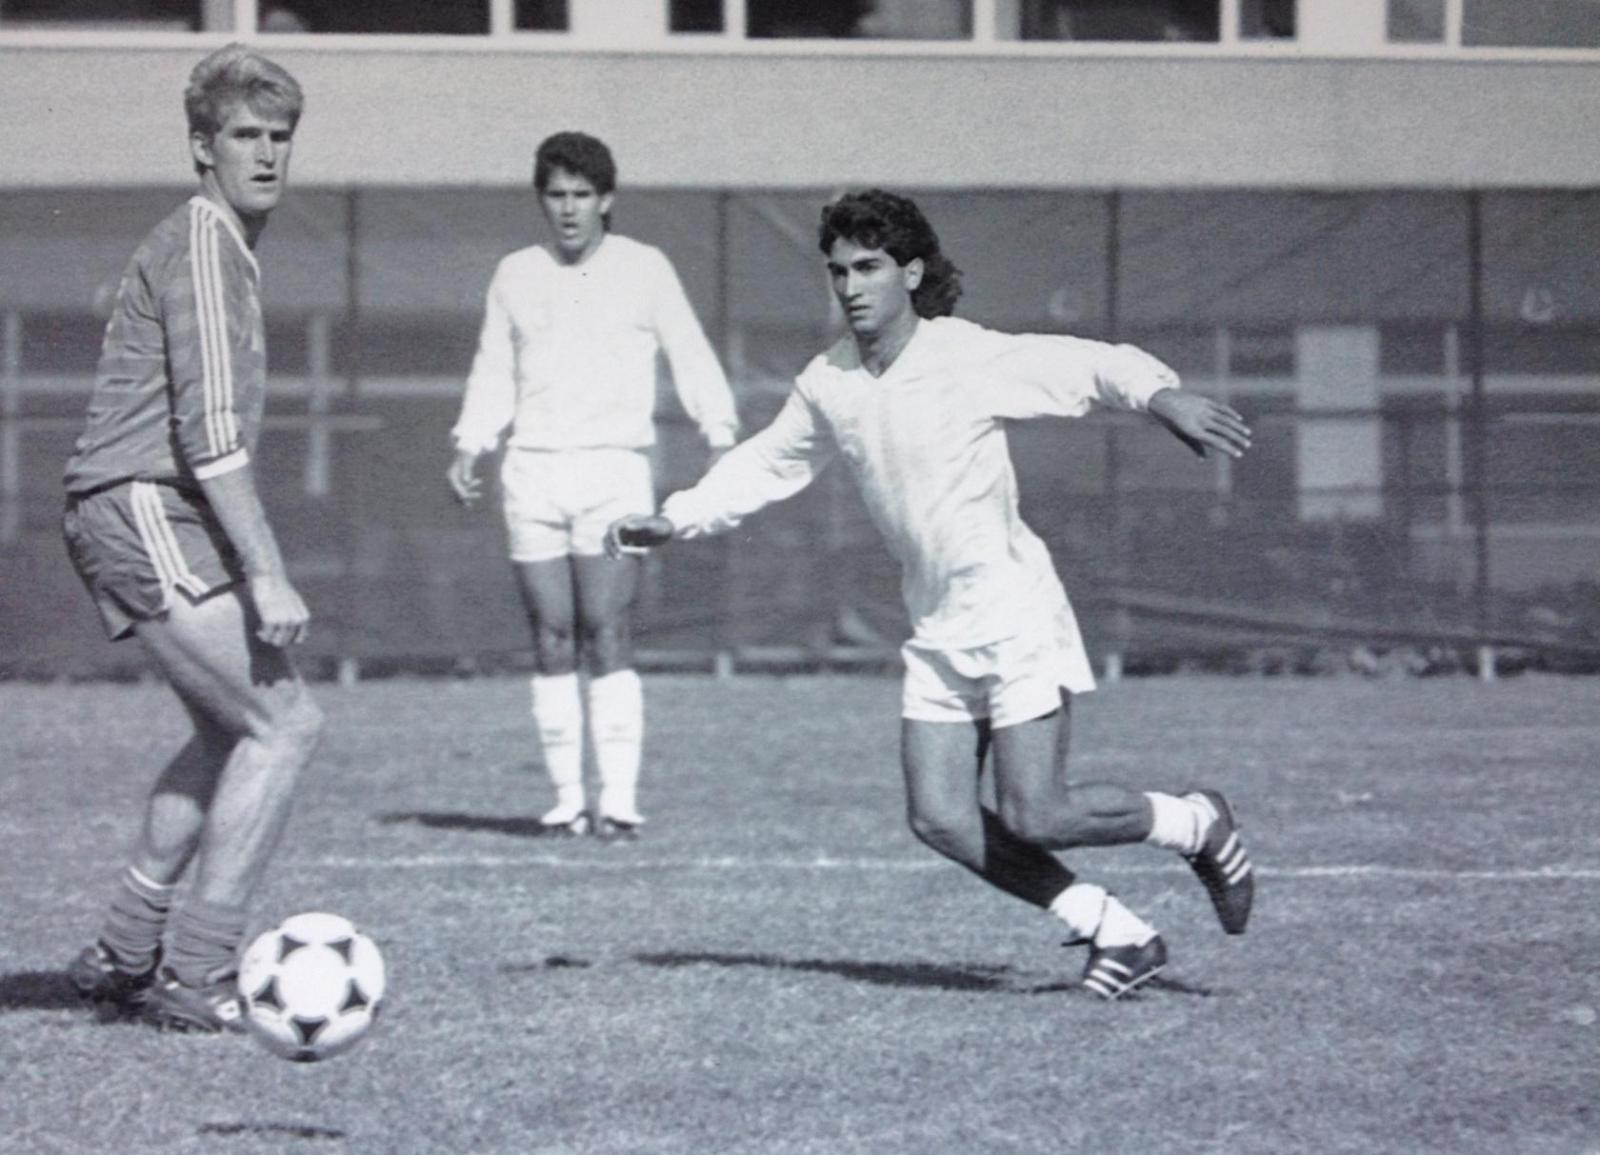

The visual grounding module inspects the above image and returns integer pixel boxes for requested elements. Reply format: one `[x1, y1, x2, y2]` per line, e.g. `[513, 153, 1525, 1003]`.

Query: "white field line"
[307, 853, 1600, 882]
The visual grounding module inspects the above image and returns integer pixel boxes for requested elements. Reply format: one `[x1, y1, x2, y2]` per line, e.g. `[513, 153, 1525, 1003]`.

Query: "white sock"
[1143, 791, 1212, 855]
[530, 673, 585, 818]
[1049, 883, 1157, 948]
[587, 669, 644, 823]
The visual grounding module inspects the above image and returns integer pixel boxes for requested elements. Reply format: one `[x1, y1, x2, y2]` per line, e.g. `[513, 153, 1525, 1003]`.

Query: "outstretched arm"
[1147, 388, 1253, 459]
[604, 384, 835, 557]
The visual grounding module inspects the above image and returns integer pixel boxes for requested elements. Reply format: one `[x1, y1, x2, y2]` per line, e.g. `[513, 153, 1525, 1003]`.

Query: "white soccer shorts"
[900, 607, 1097, 727]
[500, 446, 655, 562]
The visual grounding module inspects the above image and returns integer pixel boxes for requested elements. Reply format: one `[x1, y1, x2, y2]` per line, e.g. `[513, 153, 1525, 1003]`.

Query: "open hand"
[447, 450, 484, 507]
[1148, 390, 1253, 459]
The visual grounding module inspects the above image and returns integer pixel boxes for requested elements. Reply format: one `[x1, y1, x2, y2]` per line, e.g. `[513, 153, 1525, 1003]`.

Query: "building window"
[670, 0, 722, 33]
[1461, 0, 1600, 47]
[0, 0, 205, 30]
[1387, 0, 1444, 42]
[515, 0, 568, 32]
[1240, 0, 1294, 40]
[1016, 0, 1219, 42]
[747, 0, 971, 39]
[255, 1, 489, 34]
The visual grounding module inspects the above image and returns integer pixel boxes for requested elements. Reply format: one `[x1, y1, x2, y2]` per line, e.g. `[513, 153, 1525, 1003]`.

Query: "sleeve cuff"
[192, 448, 249, 480]
[451, 432, 500, 456]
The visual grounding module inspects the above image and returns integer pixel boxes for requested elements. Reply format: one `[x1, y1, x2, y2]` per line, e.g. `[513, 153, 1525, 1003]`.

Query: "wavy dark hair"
[817, 189, 963, 319]
[534, 131, 617, 196]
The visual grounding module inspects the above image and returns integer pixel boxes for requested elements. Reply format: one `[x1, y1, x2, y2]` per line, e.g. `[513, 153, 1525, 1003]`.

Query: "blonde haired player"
[64, 45, 317, 1031]
[609, 190, 1254, 997]
[448, 132, 739, 838]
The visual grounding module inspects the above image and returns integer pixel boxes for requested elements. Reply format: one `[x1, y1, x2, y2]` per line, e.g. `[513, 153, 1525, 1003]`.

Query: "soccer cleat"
[539, 812, 592, 837]
[1183, 789, 1254, 935]
[69, 943, 159, 1021]
[594, 815, 643, 842]
[538, 802, 591, 837]
[1081, 935, 1167, 1001]
[140, 967, 246, 1034]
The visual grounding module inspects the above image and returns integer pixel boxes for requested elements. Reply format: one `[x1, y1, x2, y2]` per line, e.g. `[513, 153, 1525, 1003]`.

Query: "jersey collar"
[188, 195, 261, 278]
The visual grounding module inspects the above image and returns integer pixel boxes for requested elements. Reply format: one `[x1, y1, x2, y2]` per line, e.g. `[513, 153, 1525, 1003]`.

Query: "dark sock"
[164, 899, 248, 987]
[98, 866, 175, 972]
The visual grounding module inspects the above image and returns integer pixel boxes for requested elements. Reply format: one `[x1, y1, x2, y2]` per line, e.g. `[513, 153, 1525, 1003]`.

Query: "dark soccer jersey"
[64, 197, 267, 495]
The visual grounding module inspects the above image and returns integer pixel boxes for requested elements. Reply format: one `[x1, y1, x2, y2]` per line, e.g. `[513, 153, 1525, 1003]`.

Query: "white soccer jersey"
[450, 234, 739, 455]
[660, 316, 1179, 650]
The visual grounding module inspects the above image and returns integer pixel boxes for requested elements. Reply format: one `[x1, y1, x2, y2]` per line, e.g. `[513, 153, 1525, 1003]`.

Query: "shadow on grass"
[634, 952, 1218, 998]
[0, 970, 82, 1012]
[637, 951, 1037, 993]
[198, 1122, 347, 1141]
[377, 811, 556, 838]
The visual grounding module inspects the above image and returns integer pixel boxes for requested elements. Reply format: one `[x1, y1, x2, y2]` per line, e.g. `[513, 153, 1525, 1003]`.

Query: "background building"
[3, 0, 1598, 676]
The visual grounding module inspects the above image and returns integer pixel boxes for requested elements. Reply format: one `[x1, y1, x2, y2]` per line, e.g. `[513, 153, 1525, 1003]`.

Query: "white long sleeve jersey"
[450, 234, 739, 455]
[661, 316, 1179, 650]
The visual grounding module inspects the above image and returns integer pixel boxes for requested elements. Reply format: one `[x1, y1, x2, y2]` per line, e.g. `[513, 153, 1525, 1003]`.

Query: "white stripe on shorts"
[130, 482, 209, 599]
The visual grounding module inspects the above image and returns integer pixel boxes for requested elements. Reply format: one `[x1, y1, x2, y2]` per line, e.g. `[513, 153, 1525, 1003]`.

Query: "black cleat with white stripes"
[1081, 935, 1167, 1001]
[1183, 789, 1254, 934]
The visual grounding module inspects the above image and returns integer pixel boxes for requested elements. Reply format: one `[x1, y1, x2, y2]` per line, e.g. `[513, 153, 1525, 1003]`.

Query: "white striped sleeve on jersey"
[190, 205, 240, 460]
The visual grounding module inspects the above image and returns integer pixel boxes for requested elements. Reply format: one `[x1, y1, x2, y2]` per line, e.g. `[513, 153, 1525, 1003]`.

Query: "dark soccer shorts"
[62, 480, 244, 641]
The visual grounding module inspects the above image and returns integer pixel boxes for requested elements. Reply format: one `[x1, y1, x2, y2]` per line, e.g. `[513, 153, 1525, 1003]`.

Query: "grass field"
[2, 672, 1597, 1155]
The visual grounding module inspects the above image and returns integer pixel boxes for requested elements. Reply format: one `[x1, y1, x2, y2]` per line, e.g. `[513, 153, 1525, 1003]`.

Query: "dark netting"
[3, 187, 1598, 677]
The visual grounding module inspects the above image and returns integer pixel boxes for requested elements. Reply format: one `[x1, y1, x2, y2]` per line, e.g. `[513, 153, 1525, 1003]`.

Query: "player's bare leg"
[574, 552, 645, 836]
[69, 711, 229, 1019]
[515, 558, 588, 832]
[904, 713, 1165, 998]
[901, 719, 1077, 907]
[131, 698, 234, 886]
[990, 692, 1253, 934]
[129, 586, 323, 1029]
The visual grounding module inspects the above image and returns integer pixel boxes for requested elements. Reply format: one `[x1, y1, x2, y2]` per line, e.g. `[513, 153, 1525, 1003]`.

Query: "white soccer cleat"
[538, 802, 591, 836]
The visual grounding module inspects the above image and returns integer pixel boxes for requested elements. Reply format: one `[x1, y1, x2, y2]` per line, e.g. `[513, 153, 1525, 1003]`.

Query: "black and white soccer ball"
[238, 912, 387, 1062]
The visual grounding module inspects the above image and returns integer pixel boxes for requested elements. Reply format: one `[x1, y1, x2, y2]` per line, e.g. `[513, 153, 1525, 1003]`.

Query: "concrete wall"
[1, 45, 1598, 189]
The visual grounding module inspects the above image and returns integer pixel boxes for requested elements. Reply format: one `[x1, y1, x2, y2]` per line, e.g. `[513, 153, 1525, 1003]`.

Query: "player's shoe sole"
[538, 813, 592, 837]
[68, 943, 158, 1022]
[1183, 789, 1254, 935]
[140, 968, 246, 1034]
[1082, 935, 1167, 1001]
[595, 816, 643, 842]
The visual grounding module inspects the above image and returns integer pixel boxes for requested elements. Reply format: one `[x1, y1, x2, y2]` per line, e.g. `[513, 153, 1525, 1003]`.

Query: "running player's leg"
[133, 585, 323, 1027]
[573, 551, 644, 833]
[902, 717, 1075, 907]
[991, 690, 1252, 936]
[515, 558, 587, 830]
[986, 704, 1169, 996]
[989, 693, 1151, 848]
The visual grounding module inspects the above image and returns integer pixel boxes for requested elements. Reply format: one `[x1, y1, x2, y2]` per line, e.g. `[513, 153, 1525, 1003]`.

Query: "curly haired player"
[609, 190, 1255, 998]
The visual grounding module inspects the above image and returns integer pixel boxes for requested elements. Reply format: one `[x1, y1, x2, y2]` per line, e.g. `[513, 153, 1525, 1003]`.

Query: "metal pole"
[1104, 189, 1129, 682]
[715, 189, 737, 676]
[1, 311, 20, 546]
[338, 186, 364, 685]
[1466, 189, 1495, 681]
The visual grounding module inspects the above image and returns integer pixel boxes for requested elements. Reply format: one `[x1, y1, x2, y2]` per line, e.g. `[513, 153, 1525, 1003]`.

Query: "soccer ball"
[238, 912, 387, 1062]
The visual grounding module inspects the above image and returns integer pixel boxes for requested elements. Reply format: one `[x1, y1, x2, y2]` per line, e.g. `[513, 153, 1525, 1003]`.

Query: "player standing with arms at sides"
[609, 190, 1255, 998]
[63, 45, 319, 1031]
[447, 132, 740, 839]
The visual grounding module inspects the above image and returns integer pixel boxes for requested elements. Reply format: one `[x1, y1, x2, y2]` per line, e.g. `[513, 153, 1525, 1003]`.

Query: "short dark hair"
[533, 131, 617, 196]
[818, 189, 963, 319]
